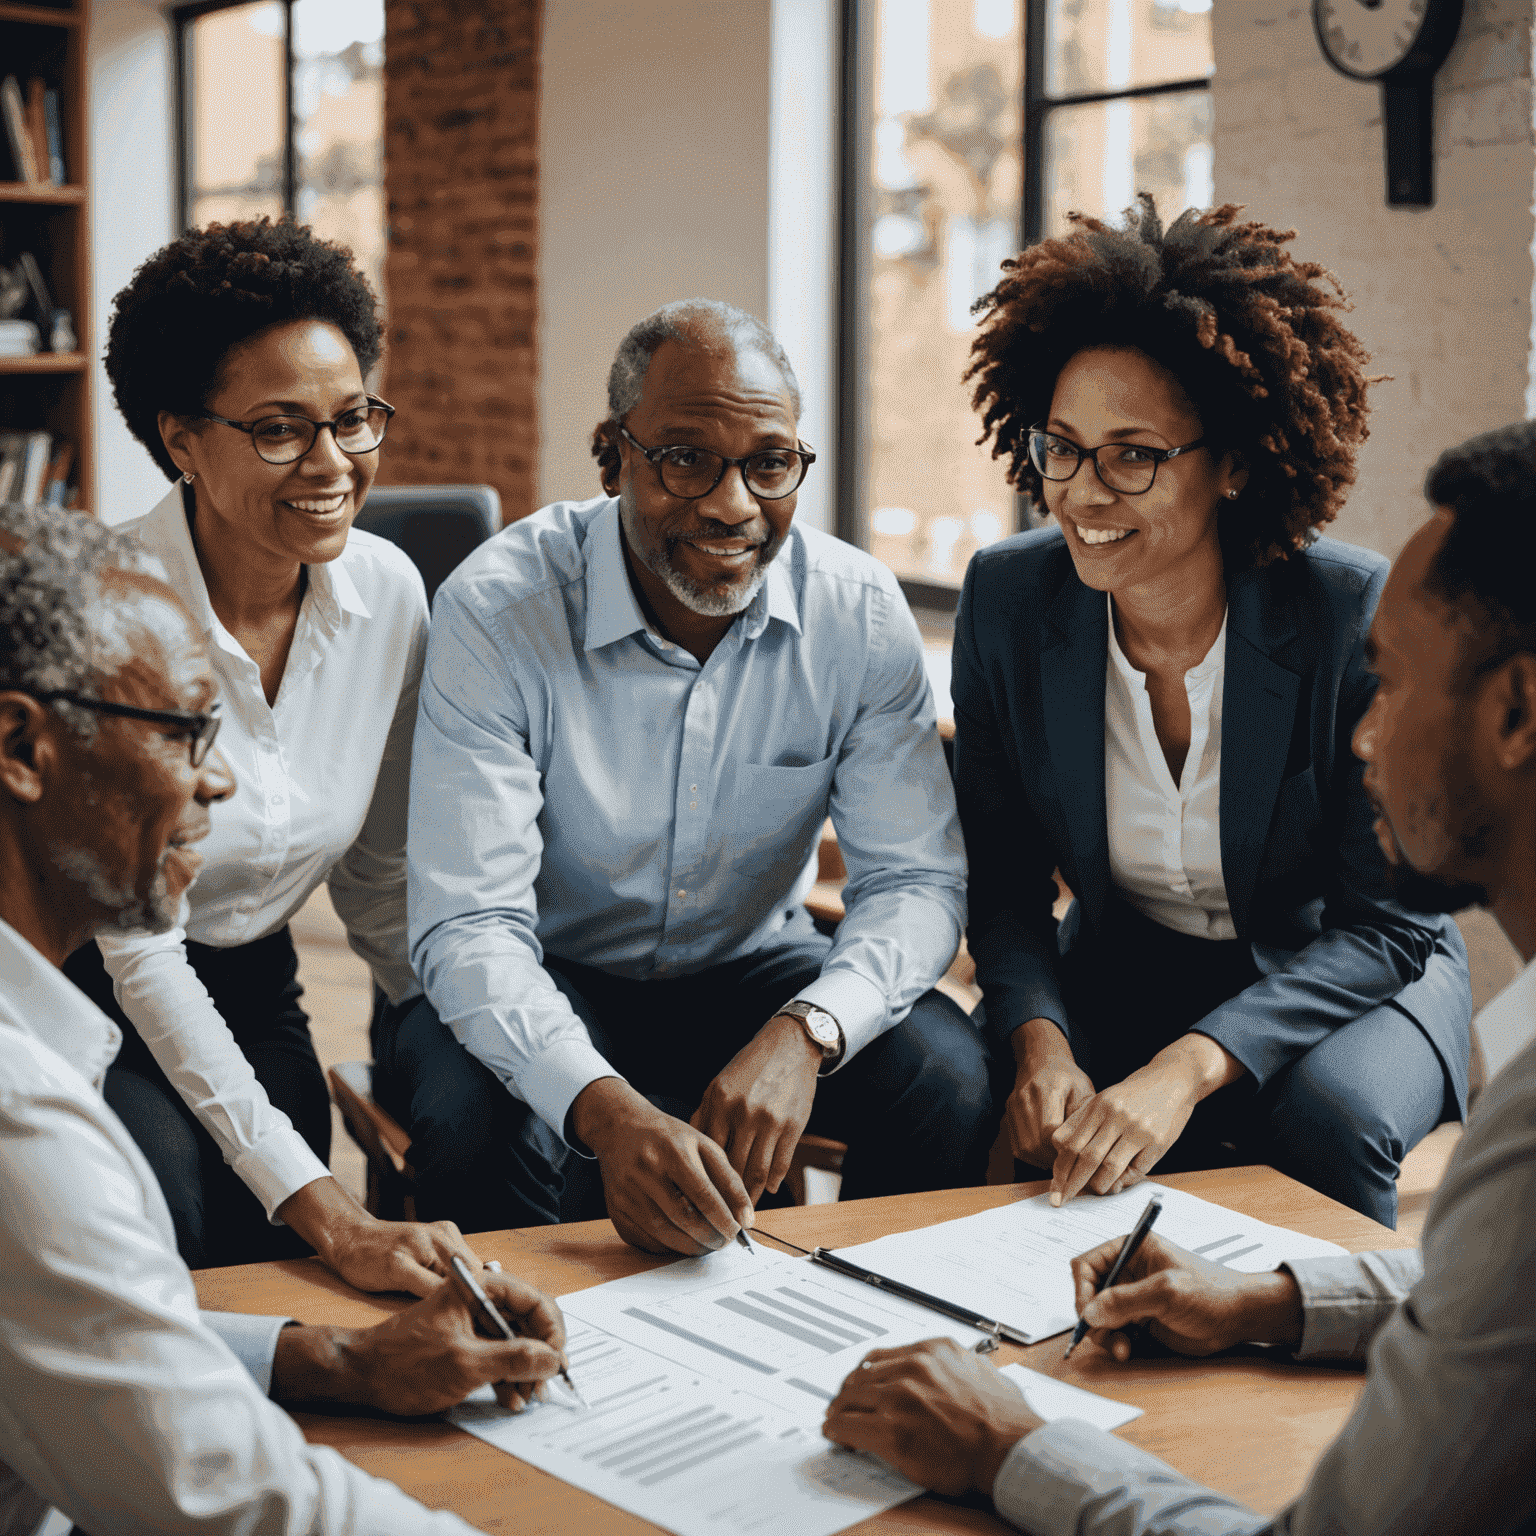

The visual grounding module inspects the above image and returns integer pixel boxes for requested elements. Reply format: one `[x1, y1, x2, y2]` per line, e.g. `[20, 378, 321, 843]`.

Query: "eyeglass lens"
[190, 712, 221, 768]
[656, 446, 806, 501]
[251, 404, 391, 465]
[1029, 431, 1160, 494]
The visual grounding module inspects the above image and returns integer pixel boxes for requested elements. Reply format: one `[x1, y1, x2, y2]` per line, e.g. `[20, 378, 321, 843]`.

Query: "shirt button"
[689, 802, 698, 811]
[676, 889, 686, 898]
[690, 785, 698, 793]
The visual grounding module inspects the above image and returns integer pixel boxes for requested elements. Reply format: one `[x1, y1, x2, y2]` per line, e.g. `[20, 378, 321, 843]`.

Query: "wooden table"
[194, 1168, 1410, 1533]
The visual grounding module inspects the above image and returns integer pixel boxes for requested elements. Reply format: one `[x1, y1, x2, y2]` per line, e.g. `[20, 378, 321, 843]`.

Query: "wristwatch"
[776, 999, 845, 1075]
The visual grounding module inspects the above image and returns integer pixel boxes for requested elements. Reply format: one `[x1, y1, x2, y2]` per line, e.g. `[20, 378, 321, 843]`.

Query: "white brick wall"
[1212, 0, 1534, 561]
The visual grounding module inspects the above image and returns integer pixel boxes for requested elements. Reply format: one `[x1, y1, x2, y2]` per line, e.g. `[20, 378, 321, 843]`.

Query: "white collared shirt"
[0, 918, 473, 1536]
[94, 484, 429, 1218]
[1104, 595, 1236, 941]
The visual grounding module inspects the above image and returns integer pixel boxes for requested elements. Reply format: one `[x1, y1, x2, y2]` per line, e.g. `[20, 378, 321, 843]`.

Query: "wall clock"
[1312, 0, 1465, 206]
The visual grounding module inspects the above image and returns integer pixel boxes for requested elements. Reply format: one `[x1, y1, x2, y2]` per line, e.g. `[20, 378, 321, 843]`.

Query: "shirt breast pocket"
[733, 755, 839, 868]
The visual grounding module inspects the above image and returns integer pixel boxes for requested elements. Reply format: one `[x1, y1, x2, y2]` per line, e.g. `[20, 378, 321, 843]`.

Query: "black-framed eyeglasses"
[1027, 426, 1207, 496]
[34, 691, 222, 767]
[618, 425, 815, 502]
[200, 397, 396, 466]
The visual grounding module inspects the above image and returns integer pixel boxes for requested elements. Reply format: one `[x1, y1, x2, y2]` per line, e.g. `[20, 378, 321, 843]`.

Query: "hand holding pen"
[445, 1254, 585, 1410]
[1064, 1195, 1162, 1359]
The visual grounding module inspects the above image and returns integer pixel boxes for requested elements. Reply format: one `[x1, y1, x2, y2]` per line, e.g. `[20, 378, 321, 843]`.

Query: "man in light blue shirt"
[386, 300, 996, 1254]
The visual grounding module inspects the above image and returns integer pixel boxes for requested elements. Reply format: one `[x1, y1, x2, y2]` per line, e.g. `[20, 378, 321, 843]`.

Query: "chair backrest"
[353, 484, 502, 607]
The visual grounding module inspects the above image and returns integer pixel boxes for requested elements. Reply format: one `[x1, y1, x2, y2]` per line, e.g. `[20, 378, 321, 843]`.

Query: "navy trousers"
[373, 932, 1001, 1236]
[1030, 902, 1454, 1228]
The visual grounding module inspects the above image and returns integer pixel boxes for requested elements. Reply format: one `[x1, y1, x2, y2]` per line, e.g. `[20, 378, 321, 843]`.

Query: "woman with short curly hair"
[65, 218, 484, 1285]
[953, 198, 1470, 1225]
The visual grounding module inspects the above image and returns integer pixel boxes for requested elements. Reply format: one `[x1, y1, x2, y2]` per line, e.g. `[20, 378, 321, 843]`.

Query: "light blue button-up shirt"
[407, 496, 966, 1142]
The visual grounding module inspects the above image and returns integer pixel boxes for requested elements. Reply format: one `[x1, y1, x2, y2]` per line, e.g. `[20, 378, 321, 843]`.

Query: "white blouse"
[1104, 594, 1236, 941]
[95, 483, 429, 1219]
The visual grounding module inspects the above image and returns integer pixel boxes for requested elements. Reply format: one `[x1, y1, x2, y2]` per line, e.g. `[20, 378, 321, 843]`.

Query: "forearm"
[275, 1176, 376, 1264]
[993, 1422, 1272, 1536]
[270, 1321, 377, 1409]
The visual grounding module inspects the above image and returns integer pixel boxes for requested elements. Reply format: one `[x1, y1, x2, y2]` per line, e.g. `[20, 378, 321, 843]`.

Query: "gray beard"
[50, 843, 179, 935]
[652, 548, 770, 617]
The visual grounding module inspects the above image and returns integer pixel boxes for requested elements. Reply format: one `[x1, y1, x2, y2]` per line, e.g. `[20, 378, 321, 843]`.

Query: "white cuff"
[792, 968, 889, 1069]
[199, 1311, 295, 1396]
[517, 1035, 628, 1152]
[230, 1131, 333, 1223]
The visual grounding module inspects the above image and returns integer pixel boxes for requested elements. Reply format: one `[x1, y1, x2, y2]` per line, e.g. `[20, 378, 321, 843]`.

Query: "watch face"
[1314, 0, 1432, 78]
[804, 1010, 839, 1047]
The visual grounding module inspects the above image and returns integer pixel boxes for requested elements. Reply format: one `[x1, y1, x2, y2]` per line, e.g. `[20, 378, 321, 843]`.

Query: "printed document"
[450, 1243, 987, 1536]
[834, 1181, 1348, 1343]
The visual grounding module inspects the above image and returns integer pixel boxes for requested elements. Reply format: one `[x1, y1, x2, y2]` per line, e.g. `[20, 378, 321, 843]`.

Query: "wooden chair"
[328, 1062, 416, 1221]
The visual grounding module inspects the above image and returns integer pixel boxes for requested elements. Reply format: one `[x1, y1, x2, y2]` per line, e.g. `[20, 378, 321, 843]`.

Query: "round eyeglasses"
[200, 397, 396, 466]
[33, 691, 222, 767]
[1027, 427, 1207, 496]
[619, 425, 815, 502]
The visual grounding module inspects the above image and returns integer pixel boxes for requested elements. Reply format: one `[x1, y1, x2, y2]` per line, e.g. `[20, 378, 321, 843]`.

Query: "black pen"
[736, 1226, 755, 1254]
[1064, 1194, 1163, 1360]
[447, 1254, 587, 1408]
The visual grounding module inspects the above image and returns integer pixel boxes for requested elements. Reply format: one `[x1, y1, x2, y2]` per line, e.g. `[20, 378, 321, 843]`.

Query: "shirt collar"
[583, 500, 803, 650]
[138, 480, 373, 639]
[0, 917, 122, 1091]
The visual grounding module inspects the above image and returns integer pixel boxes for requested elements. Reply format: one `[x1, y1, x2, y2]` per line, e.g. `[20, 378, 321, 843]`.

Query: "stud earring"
[1225, 489, 1238, 499]
[183, 472, 197, 485]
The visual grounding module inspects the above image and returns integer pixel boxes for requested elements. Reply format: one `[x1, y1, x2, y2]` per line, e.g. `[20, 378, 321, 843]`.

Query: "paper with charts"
[834, 1181, 1349, 1344]
[449, 1242, 991, 1536]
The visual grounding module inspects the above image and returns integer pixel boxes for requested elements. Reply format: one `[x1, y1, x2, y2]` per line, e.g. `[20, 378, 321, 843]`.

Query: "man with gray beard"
[388, 300, 996, 1254]
[0, 503, 569, 1535]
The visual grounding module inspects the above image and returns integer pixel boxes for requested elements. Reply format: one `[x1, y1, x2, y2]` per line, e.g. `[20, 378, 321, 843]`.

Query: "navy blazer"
[951, 527, 1471, 1113]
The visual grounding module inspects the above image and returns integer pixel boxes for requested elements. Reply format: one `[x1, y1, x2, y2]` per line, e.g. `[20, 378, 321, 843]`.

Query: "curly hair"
[966, 196, 1374, 568]
[105, 218, 383, 481]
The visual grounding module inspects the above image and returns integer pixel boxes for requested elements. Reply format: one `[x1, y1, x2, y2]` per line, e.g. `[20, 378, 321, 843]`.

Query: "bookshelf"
[0, 0, 92, 513]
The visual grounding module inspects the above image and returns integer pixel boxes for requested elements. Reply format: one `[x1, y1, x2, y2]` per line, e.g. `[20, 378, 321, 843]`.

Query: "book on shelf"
[0, 432, 73, 508]
[24, 80, 55, 187]
[1, 76, 40, 184]
[18, 252, 55, 324]
[43, 87, 64, 183]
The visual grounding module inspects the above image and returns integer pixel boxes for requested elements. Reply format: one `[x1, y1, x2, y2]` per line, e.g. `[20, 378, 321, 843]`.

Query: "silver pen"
[448, 1254, 587, 1408]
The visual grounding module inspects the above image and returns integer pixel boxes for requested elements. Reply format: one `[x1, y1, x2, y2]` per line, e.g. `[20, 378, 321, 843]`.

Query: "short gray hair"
[606, 299, 801, 422]
[0, 501, 156, 736]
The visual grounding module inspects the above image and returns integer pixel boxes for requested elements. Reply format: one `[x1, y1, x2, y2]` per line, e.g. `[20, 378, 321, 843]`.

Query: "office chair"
[353, 483, 502, 607]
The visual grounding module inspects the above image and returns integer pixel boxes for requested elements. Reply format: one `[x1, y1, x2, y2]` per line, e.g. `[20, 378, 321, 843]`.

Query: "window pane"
[293, 0, 386, 305]
[185, 1, 286, 229]
[1045, 0, 1213, 98]
[1040, 88, 1213, 236]
[865, 0, 1023, 589]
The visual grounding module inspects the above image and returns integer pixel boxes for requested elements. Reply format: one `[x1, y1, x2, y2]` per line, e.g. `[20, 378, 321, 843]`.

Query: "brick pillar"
[378, 0, 541, 523]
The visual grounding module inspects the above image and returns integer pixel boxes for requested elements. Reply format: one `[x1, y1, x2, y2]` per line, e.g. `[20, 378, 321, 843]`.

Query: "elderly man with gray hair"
[0, 503, 570, 1534]
[383, 299, 996, 1254]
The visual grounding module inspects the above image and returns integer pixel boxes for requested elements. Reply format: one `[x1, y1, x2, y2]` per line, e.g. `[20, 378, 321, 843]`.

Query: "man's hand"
[823, 1340, 1043, 1497]
[692, 1014, 822, 1204]
[1049, 1035, 1245, 1205]
[572, 1077, 753, 1255]
[1070, 1231, 1304, 1361]
[1005, 1019, 1095, 1168]
[272, 1269, 568, 1416]
[276, 1176, 484, 1298]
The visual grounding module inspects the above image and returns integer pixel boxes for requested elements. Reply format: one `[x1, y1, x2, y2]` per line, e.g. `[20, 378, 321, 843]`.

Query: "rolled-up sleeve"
[94, 927, 330, 1219]
[408, 584, 618, 1145]
[1284, 1250, 1422, 1362]
[326, 590, 428, 1006]
[807, 584, 967, 1062]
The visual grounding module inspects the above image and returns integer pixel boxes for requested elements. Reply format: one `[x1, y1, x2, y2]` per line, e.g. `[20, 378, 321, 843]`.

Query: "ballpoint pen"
[1064, 1194, 1163, 1360]
[736, 1226, 755, 1254]
[448, 1253, 588, 1408]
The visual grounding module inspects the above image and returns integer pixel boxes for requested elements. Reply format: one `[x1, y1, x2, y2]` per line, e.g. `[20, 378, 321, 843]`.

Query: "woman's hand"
[823, 1340, 1043, 1497]
[276, 1177, 486, 1297]
[1005, 1019, 1095, 1168]
[1070, 1231, 1304, 1361]
[1049, 1035, 1244, 1205]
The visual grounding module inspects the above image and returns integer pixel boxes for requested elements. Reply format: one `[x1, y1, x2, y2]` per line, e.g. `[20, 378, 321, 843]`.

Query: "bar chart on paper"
[450, 1321, 919, 1536]
[563, 1244, 987, 1412]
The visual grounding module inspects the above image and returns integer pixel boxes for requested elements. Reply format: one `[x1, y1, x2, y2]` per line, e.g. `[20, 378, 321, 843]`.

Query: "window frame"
[1021, 0, 1213, 242]
[837, 0, 1213, 618]
[173, 0, 298, 237]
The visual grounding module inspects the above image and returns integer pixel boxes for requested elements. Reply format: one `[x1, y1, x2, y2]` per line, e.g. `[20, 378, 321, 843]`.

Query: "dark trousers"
[63, 929, 332, 1269]
[1032, 902, 1453, 1228]
[373, 933, 1002, 1235]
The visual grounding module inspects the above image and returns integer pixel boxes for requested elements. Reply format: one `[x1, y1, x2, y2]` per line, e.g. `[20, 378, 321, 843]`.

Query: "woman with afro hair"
[66, 218, 485, 1285]
[953, 197, 1470, 1226]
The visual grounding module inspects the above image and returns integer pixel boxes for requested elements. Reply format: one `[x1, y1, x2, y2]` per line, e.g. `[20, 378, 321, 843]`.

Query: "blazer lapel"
[1039, 578, 1111, 930]
[1220, 571, 1302, 935]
